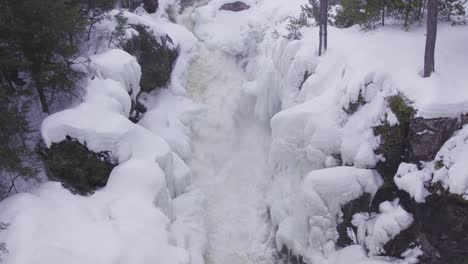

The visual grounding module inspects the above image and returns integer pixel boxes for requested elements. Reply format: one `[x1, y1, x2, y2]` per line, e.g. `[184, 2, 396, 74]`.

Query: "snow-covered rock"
[0, 9, 206, 264]
[352, 200, 414, 256]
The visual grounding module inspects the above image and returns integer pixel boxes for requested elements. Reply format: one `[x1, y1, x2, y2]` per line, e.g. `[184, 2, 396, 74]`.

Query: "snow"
[0, 9, 206, 264]
[188, 0, 468, 263]
[272, 166, 383, 262]
[432, 124, 468, 197]
[2, 0, 468, 263]
[185, 43, 274, 264]
[352, 200, 414, 257]
[90, 49, 142, 99]
[393, 125, 468, 201]
[394, 163, 431, 203]
[139, 90, 203, 162]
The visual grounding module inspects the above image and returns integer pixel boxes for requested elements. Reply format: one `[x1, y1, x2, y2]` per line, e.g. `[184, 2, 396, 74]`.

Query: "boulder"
[461, 113, 468, 126]
[143, 0, 158, 13]
[374, 95, 414, 181]
[408, 117, 460, 162]
[336, 193, 372, 247]
[219, 1, 250, 12]
[418, 192, 468, 264]
[42, 137, 116, 195]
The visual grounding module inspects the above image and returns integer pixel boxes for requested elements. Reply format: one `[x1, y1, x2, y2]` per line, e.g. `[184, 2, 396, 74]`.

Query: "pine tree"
[0, 0, 86, 113]
[78, 0, 117, 40]
[439, 0, 467, 24]
[0, 79, 37, 197]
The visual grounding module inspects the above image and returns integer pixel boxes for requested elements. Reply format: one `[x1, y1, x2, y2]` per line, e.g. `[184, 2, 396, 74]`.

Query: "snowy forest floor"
[186, 43, 275, 264]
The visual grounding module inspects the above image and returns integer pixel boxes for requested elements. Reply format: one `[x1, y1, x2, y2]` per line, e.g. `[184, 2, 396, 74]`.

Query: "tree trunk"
[319, 23, 323, 56]
[318, 0, 327, 56]
[381, 0, 386, 26]
[423, 0, 438, 78]
[87, 13, 95, 41]
[324, 0, 328, 51]
[32, 71, 49, 113]
[404, 0, 414, 29]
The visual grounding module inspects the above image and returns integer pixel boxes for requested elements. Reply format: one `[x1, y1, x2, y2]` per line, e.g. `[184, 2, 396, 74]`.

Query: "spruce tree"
[0, 0, 86, 113]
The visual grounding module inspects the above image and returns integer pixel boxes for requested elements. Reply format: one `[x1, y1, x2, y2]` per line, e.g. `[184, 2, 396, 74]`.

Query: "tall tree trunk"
[424, 0, 438, 78]
[319, 23, 323, 56]
[381, 0, 386, 26]
[87, 12, 95, 41]
[324, 0, 328, 51]
[318, 0, 327, 56]
[32, 70, 49, 113]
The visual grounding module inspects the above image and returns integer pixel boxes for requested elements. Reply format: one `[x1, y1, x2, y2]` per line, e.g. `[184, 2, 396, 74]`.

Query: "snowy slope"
[188, 0, 468, 263]
[0, 5, 207, 264]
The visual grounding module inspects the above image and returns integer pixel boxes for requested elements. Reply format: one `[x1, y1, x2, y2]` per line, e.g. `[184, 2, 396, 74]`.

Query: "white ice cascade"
[180, 10, 276, 264]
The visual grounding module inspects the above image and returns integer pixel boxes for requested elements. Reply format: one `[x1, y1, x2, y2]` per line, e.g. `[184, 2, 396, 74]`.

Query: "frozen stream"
[185, 41, 275, 263]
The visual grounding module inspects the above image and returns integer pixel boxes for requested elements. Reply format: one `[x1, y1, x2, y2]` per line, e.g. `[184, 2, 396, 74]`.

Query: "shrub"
[42, 137, 116, 195]
[124, 24, 178, 92]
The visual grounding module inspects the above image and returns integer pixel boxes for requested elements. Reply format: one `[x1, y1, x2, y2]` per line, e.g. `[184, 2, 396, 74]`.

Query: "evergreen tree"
[439, 0, 467, 24]
[77, 0, 117, 40]
[0, 0, 86, 113]
[335, 0, 381, 29]
[0, 79, 37, 197]
[109, 11, 129, 48]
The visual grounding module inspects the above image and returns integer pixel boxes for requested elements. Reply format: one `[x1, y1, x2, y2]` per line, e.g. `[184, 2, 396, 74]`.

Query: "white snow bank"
[394, 163, 431, 203]
[192, 0, 308, 55]
[139, 90, 203, 162]
[432, 125, 468, 198]
[352, 200, 414, 257]
[1, 23, 205, 262]
[393, 125, 468, 201]
[42, 77, 133, 157]
[90, 49, 142, 99]
[213, 1, 468, 262]
[273, 166, 383, 262]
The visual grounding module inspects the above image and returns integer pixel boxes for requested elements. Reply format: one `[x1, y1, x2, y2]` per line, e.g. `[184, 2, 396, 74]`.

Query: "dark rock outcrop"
[408, 116, 460, 162]
[129, 97, 148, 123]
[339, 94, 468, 263]
[374, 95, 415, 181]
[336, 193, 372, 247]
[143, 0, 158, 13]
[42, 136, 116, 195]
[121, 0, 159, 13]
[219, 1, 250, 12]
[278, 245, 305, 264]
[124, 24, 178, 93]
[418, 192, 468, 264]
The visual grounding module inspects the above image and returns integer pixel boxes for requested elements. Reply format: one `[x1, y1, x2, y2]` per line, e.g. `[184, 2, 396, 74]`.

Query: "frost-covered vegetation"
[1, 0, 468, 263]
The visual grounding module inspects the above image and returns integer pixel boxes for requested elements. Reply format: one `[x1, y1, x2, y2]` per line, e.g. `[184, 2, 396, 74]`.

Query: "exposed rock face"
[219, 1, 250, 12]
[42, 137, 116, 195]
[337, 95, 468, 263]
[408, 116, 460, 162]
[374, 95, 414, 182]
[124, 24, 178, 93]
[278, 245, 305, 264]
[120, 0, 142, 10]
[336, 193, 372, 247]
[129, 98, 148, 123]
[418, 192, 468, 264]
[143, 0, 158, 13]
